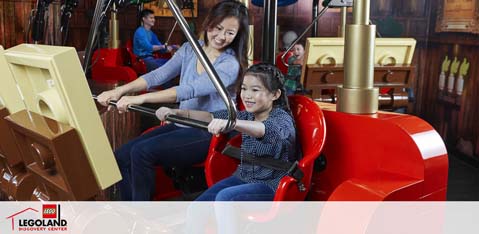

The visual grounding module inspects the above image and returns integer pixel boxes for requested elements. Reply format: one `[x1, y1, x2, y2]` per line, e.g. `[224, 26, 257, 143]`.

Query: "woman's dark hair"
[243, 63, 291, 115]
[202, 0, 249, 78]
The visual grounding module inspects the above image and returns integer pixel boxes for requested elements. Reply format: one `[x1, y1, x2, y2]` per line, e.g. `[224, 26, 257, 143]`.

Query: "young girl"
[156, 63, 297, 201]
[96, 0, 249, 201]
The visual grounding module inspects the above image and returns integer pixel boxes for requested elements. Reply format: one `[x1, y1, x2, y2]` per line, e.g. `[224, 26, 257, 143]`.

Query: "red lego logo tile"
[42, 204, 57, 219]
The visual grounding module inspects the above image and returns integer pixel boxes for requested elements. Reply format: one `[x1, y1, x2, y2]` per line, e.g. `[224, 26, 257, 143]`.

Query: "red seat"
[125, 39, 174, 75]
[205, 95, 327, 201]
[125, 40, 147, 75]
[276, 51, 293, 75]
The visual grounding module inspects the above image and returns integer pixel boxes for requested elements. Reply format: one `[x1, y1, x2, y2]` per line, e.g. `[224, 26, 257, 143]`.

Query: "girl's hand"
[155, 107, 176, 121]
[208, 118, 228, 135]
[97, 89, 122, 111]
[116, 95, 144, 114]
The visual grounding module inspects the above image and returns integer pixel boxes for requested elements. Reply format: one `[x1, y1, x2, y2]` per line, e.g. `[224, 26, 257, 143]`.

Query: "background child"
[285, 43, 305, 95]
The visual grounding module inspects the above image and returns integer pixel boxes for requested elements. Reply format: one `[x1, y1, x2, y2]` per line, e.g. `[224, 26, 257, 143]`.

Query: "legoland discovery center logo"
[6, 204, 68, 232]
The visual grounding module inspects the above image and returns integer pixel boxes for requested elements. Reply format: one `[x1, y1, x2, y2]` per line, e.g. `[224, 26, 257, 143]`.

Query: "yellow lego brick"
[0, 46, 25, 113]
[304, 37, 416, 66]
[4, 44, 121, 189]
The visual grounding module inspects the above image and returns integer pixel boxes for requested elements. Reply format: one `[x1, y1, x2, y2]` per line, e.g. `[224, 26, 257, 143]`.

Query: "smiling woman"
[95, 0, 249, 201]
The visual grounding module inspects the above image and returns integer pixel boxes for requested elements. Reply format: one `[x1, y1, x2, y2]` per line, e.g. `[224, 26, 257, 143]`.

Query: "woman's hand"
[116, 95, 145, 114]
[155, 107, 177, 121]
[96, 89, 123, 111]
[208, 118, 228, 135]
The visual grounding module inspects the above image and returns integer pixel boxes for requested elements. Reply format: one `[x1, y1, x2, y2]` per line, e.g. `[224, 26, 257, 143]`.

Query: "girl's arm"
[208, 119, 265, 138]
[232, 120, 265, 138]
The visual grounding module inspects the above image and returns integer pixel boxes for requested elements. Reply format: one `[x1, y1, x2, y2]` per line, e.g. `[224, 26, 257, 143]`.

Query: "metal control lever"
[92, 95, 209, 129]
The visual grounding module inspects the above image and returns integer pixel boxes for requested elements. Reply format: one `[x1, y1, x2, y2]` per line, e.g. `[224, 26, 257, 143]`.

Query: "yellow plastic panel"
[304, 37, 416, 66]
[0, 46, 25, 113]
[4, 44, 121, 189]
[375, 38, 416, 66]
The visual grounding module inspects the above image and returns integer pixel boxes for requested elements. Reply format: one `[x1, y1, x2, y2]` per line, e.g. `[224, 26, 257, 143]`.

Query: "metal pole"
[166, 0, 236, 132]
[262, 0, 278, 64]
[312, 0, 319, 37]
[337, 0, 378, 114]
[280, 5, 330, 67]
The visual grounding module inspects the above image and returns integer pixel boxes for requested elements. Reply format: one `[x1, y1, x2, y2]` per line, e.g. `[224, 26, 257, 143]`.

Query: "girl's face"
[206, 17, 239, 51]
[240, 74, 280, 120]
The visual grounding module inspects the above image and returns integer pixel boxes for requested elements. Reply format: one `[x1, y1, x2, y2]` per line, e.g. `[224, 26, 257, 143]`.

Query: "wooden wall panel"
[411, 1, 479, 159]
[0, 1, 4, 47]
[0, 0, 59, 48]
[3, 1, 15, 47]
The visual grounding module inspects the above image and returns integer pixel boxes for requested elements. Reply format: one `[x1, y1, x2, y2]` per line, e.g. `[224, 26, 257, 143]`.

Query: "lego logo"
[42, 204, 58, 219]
[43, 208, 56, 214]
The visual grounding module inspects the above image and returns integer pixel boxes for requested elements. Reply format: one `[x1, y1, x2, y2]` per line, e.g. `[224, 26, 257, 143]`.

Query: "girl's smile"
[241, 75, 280, 121]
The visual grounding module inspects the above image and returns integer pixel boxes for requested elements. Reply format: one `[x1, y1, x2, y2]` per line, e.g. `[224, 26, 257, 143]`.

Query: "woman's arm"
[156, 107, 214, 123]
[100, 44, 187, 113]
[175, 55, 239, 101]
[96, 78, 148, 108]
[141, 42, 186, 89]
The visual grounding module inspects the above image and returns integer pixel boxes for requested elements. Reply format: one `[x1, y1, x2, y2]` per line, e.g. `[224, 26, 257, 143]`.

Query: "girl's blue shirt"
[212, 107, 297, 192]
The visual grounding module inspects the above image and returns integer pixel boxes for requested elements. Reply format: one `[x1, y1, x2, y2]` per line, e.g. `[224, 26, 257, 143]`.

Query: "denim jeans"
[195, 176, 275, 201]
[143, 56, 168, 72]
[115, 124, 212, 201]
[187, 176, 275, 234]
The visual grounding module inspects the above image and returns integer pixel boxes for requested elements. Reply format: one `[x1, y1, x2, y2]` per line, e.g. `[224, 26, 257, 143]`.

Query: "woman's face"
[206, 17, 240, 51]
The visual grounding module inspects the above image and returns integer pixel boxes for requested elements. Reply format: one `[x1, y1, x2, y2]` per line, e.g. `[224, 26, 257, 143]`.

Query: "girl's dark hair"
[202, 0, 249, 78]
[243, 63, 292, 115]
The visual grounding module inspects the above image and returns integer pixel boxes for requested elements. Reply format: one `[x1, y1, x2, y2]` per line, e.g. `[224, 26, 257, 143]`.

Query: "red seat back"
[274, 95, 326, 200]
[276, 51, 293, 75]
[125, 40, 147, 75]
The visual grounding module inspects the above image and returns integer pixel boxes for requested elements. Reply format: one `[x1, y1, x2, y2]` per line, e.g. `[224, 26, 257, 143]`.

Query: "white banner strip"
[0, 202, 477, 234]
